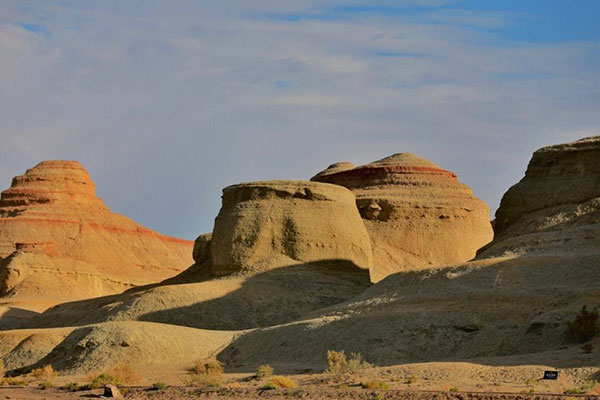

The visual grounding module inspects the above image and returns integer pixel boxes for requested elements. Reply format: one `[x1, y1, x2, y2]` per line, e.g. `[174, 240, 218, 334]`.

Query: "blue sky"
[0, 1, 599, 239]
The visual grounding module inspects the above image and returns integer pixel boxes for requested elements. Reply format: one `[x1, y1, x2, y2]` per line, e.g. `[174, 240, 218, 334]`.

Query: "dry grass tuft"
[195, 359, 224, 375]
[326, 350, 372, 374]
[0, 360, 4, 378]
[361, 380, 390, 390]
[265, 375, 298, 389]
[256, 364, 274, 380]
[30, 365, 57, 382]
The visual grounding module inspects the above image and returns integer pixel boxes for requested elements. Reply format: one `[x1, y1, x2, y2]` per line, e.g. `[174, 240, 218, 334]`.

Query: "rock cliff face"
[0, 161, 193, 309]
[211, 180, 372, 276]
[478, 136, 600, 258]
[312, 154, 493, 281]
[219, 137, 600, 372]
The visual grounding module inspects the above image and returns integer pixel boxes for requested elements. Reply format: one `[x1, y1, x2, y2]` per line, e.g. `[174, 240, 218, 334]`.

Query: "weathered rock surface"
[311, 154, 493, 281]
[211, 180, 372, 276]
[0, 161, 193, 310]
[218, 137, 600, 372]
[479, 136, 600, 258]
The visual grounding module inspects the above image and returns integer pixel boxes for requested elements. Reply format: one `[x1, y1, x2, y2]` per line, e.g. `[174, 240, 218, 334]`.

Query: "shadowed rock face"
[0, 161, 193, 309]
[211, 180, 372, 276]
[312, 153, 493, 281]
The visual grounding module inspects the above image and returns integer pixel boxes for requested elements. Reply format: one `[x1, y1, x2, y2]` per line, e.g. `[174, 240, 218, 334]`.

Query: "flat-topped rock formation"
[0, 161, 193, 311]
[219, 137, 600, 372]
[312, 154, 493, 281]
[211, 180, 372, 276]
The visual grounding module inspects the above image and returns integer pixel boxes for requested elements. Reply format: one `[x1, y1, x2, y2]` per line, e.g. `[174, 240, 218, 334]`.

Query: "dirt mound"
[0, 161, 193, 312]
[312, 153, 493, 281]
[0, 321, 235, 376]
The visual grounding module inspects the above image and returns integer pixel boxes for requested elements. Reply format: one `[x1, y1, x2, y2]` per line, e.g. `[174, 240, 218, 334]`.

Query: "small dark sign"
[543, 370, 559, 380]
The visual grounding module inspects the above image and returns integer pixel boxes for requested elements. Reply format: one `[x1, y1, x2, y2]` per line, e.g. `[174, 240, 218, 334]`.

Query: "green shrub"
[361, 381, 389, 389]
[38, 381, 53, 390]
[89, 373, 122, 389]
[187, 374, 222, 388]
[449, 387, 459, 392]
[256, 364, 274, 380]
[565, 305, 599, 342]
[62, 382, 80, 391]
[152, 382, 167, 390]
[564, 388, 586, 395]
[2, 377, 29, 386]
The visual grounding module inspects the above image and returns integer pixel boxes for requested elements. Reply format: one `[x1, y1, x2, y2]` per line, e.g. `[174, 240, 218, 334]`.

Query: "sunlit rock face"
[0, 160, 193, 309]
[211, 180, 372, 276]
[312, 153, 493, 281]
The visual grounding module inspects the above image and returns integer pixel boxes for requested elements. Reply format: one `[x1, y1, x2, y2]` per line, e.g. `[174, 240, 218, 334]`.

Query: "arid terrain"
[1, 137, 599, 399]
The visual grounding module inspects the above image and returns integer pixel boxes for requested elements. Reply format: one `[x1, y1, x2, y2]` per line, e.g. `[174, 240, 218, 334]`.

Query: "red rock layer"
[311, 153, 493, 281]
[0, 161, 193, 309]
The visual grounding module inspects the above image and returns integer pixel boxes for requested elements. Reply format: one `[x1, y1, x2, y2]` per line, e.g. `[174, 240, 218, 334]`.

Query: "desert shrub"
[89, 373, 122, 389]
[326, 350, 372, 374]
[62, 382, 80, 392]
[406, 375, 417, 384]
[361, 381, 390, 390]
[108, 362, 140, 385]
[336, 383, 349, 390]
[564, 388, 586, 395]
[565, 305, 599, 342]
[582, 343, 594, 353]
[449, 387, 459, 392]
[195, 359, 224, 375]
[30, 365, 57, 382]
[265, 376, 298, 389]
[256, 364, 274, 380]
[39, 381, 53, 390]
[2, 377, 29, 386]
[188, 374, 222, 388]
[152, 382, 167, 390]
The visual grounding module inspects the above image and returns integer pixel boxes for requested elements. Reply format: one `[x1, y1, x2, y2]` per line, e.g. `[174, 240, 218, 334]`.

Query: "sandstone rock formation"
[211, 180, 372, 276]
[218, 137, 600, 372]
[0, 161, 193, 310]
[311, 153, 493, 281]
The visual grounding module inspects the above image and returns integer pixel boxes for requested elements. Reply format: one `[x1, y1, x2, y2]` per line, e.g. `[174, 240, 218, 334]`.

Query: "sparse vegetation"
[565, 305, 599, 342]
[195, 359, 224, 375]
[38, 381, 53, 390]
[361, 380, 390, 389]
[256, 364, 274, 379]
[62, 382, 80, 392]
[89, 373, 122, 389]
[406, 375, 417, 384]
[449, 387, 459, 392]
[30, 364, 57, 382]
[564, 388, 586, 395]
[264, 375, 298, 389]
[152, 382, 167, 390]
[187, 374, 222, 388]
[1, 377, 29, 386]
[326, 350, 373, 374]
[0, 360, 4, 378]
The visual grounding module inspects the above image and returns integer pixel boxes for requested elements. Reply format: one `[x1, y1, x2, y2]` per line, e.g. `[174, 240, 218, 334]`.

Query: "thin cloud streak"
[0, 1, 598, 239]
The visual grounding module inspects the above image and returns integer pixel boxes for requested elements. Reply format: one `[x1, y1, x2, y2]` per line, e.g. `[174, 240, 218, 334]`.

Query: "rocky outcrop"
[311, 153, 493, 281]
[211, 180, 372, 276]
[479, 136, 600, 258]
[218, 137, 600, 372]
[0, 161, 193, 309]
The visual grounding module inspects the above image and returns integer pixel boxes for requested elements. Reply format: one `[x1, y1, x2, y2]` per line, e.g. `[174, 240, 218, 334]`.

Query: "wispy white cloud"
[0, 1, 598, 238]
